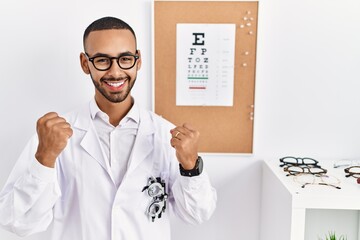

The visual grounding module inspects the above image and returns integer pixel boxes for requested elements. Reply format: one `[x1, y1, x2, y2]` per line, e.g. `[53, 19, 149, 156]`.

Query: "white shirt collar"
[89, 98, 139, 125]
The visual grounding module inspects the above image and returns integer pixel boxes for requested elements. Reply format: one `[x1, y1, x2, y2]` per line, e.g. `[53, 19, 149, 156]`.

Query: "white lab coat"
[0, 101, 217, 240]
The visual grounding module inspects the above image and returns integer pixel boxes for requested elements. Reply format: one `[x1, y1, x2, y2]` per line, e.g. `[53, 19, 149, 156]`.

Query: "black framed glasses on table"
[279, 156, 320, 168]
[279, 156, 341, 189]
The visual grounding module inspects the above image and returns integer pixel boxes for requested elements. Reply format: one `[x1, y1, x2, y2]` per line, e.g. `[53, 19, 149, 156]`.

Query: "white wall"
[255, 0, 360, 159]
[0, 0, 359, 240]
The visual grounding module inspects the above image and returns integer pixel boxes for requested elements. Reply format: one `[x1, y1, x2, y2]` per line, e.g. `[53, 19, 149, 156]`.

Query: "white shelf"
[260, 159, 360, 240]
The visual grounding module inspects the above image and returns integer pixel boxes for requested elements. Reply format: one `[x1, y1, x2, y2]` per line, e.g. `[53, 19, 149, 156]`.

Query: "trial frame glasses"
[142, 177, 168, 222]
[85, 51, 139, 71]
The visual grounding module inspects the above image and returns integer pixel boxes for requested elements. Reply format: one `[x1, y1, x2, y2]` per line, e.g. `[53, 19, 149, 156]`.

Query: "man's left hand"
[170, 123, 199, 170]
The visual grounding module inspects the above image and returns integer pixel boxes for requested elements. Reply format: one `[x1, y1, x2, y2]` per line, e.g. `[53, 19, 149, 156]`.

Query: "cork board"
[154, 1, 258, 153]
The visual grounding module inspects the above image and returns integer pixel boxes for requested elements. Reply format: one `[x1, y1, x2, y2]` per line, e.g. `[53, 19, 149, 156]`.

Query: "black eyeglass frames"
[85, 51, 139, 71]
[279, 156, 319, 167]
[344, 166, 360, 178]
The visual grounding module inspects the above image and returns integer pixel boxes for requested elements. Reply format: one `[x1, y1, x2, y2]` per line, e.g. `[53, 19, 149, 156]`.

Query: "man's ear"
[136, 50, 142, 71]
[80, 53, 90, 74]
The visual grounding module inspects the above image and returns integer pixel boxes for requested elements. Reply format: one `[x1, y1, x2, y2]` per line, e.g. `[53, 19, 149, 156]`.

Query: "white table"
[260, 159, 360, 240]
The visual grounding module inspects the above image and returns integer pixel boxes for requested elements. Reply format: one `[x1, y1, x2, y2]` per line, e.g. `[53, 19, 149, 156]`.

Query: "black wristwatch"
[179, 156, 203, 177]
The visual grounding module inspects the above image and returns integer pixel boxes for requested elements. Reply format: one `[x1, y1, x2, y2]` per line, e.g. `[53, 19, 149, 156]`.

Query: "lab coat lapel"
[127, 109, 155, 174]
[72, 104, 111, 178]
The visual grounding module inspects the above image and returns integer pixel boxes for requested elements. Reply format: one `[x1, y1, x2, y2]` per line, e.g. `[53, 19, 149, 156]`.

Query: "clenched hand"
[35, 112, 73, 168]
[170, 123, 199, 170]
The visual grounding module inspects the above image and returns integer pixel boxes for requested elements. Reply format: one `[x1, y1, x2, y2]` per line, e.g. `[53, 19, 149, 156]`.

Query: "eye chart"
[176, 24, 236, 106]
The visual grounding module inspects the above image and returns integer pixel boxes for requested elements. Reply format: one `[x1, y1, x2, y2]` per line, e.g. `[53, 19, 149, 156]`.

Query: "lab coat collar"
[72, 100, 155, 181]
[72, 103, 111, 180]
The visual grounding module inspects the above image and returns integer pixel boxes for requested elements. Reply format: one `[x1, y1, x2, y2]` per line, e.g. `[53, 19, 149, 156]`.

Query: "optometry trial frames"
[142, 177, 168, 222]
[85, 51, 139, 71]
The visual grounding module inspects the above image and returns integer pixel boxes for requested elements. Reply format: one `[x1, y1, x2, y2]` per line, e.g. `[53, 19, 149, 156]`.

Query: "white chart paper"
[176, 23, 236, 106]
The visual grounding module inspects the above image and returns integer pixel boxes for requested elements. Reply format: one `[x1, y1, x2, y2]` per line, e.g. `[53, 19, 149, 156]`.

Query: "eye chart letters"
[176, 24, 236, 106]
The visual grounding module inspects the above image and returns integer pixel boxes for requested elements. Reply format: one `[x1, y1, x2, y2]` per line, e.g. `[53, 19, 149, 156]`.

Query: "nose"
[107, 58, 125, 76]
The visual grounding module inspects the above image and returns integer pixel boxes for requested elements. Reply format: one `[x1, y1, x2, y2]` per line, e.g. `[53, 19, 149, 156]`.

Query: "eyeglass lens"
[147, 182, 164, 198]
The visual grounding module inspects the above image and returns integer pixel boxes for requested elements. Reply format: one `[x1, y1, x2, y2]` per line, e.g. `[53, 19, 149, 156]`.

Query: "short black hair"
[83, 16, 137, 50]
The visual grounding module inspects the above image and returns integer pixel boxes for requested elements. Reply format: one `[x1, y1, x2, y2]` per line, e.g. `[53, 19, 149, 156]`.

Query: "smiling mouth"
[102, 78, 127, 89]
[105, 81, 125, 87]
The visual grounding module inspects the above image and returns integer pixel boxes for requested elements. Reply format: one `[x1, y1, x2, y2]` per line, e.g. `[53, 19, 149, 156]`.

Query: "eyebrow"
[90, 51, 136, 58]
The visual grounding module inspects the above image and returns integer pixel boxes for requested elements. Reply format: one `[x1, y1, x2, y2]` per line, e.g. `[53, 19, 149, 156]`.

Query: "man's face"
[81, 29, 141, 103]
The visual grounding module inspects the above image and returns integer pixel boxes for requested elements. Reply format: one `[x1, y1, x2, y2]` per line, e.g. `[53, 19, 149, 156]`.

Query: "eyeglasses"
[293, 173, 341, 189]
[279, 156, 319, 167]
[279, 156, 336, 188]
[85, 51, 139, 71]
[344, 166, 360, 178]
[333, 159, 360, 168]
[283, 165, 327, 176]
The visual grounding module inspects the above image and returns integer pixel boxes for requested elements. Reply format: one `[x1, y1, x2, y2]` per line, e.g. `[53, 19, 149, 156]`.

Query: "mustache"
[100, 76, 128, 82]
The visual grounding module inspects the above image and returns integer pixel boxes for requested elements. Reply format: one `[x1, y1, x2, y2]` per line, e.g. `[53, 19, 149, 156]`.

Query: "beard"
[90, 73, 136, 103]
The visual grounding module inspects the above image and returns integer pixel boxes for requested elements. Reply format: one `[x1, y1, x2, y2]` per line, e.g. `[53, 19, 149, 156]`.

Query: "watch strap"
[179, 156, 203, 177]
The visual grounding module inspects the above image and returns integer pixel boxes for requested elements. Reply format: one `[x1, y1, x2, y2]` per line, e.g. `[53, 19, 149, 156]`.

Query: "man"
[0, 17, 216, 239]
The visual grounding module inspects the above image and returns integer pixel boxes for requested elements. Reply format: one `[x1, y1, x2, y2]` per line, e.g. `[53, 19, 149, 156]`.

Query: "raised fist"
[35, 112, 73, 168]
[170, 123, 199, 170]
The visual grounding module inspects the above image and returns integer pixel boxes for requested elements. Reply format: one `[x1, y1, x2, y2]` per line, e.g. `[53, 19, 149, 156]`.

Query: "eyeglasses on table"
[344, 166, 360, 178]
[283, 165, 327, 176]
[279, 156, 320, 168]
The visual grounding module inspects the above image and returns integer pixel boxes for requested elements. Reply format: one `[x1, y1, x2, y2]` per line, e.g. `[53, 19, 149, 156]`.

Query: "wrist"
[35, 151, 56, 168]
[179, 155, 198, 170]
[180, 161, 196, 170]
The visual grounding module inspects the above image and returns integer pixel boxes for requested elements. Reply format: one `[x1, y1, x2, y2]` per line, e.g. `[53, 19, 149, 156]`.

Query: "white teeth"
[107, 81, 124, 87]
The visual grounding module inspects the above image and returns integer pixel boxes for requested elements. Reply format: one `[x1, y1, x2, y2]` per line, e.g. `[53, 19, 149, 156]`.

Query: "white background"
[0, 0, 359, 240]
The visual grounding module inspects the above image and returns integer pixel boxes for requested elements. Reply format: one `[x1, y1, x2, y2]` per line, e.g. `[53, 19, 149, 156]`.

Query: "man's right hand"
[35, 112, 73, 168]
